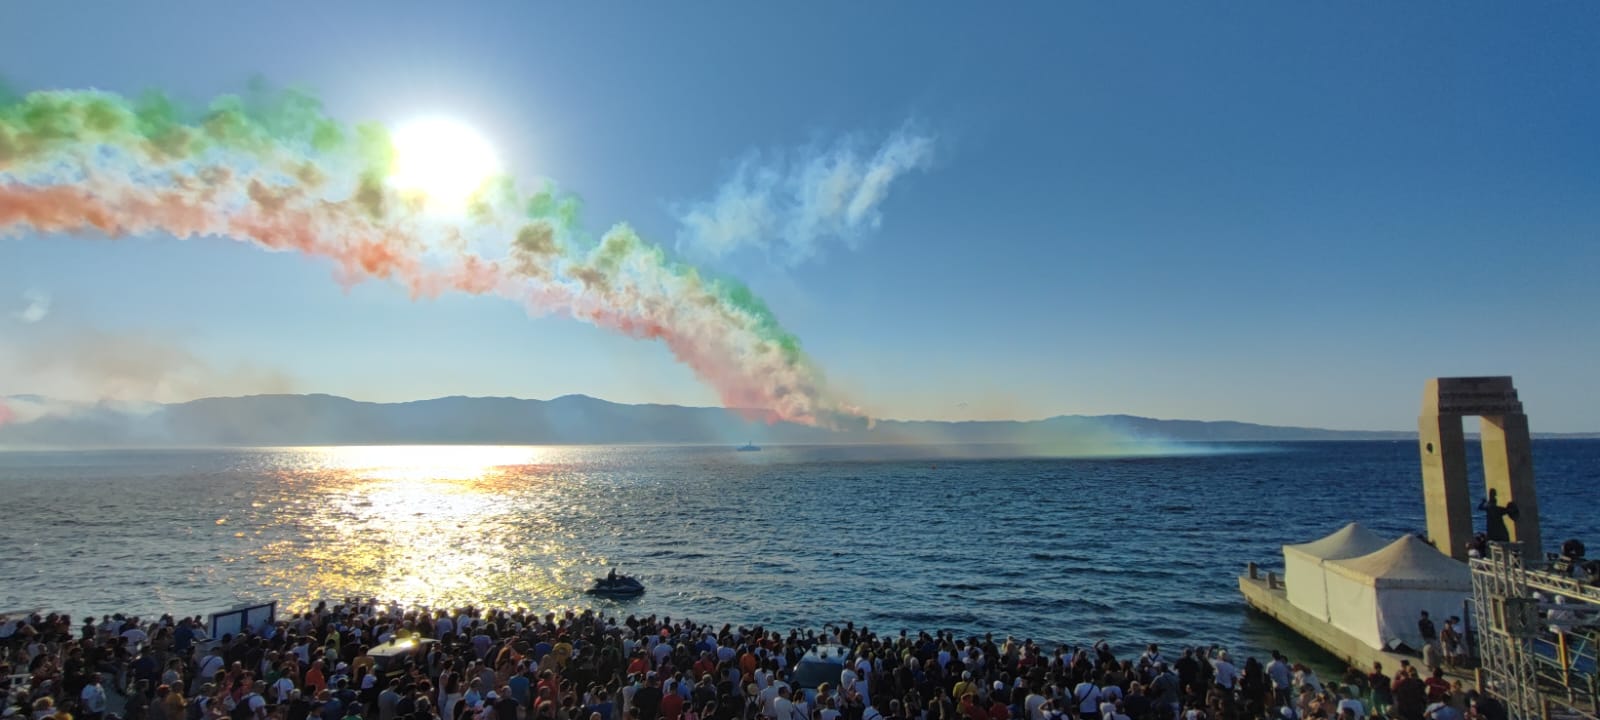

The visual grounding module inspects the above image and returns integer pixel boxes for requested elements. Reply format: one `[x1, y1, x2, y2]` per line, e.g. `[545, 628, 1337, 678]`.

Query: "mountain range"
[0, 392, 1480, 449]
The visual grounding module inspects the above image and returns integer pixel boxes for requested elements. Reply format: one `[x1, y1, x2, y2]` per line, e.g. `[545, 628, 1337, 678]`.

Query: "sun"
[388, 118, 499, 211]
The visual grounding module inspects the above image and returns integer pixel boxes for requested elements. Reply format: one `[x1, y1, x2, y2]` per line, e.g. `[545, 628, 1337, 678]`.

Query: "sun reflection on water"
[314, 445, 552, 481]
[244, 446, 600, 612]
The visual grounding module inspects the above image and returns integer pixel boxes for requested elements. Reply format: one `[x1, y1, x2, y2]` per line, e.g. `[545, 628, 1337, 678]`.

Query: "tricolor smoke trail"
[0, 83, 862, 427]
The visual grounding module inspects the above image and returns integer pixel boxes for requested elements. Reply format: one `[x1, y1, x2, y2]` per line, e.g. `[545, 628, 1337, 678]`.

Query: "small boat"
[586, 573, 645, 598]
[737, 442, 761, 452]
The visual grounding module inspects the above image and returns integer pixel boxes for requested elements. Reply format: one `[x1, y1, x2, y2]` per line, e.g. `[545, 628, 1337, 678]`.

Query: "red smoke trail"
[0, 181, 807, 425]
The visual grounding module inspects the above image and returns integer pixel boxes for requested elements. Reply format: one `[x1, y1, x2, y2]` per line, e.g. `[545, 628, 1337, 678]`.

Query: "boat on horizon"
[737, 442, 761, 452]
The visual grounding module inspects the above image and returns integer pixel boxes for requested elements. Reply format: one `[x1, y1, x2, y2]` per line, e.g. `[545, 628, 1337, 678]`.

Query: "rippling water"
[1, 440, 1595, 661]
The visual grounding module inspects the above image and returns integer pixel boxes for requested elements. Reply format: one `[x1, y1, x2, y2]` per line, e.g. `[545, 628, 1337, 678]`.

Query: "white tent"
[1323, 534, 1471, 651]
[1282, 522, 1389, 622]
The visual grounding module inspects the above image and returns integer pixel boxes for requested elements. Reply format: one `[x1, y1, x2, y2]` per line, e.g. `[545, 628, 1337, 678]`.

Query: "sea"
[1, 440, 1596, 665]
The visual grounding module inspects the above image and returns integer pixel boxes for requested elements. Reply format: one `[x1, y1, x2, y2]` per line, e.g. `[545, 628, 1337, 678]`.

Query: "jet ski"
[586, 572, 645, 598]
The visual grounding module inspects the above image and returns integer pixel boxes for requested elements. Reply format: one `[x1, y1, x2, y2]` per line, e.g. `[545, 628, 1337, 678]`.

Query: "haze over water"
[3, 440, 1596, 661]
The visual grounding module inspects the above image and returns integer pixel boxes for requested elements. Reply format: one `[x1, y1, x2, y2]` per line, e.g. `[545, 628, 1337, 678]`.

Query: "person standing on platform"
[1478, 490, 1519, 543]
[1439, 618, 1464, 669]
[1417, 612, 1438, 658]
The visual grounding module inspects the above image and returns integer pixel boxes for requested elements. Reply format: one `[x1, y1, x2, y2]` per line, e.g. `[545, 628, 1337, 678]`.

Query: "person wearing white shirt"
[1072, 681, 1101, 718]
[768, 678, 793, 716]
[1139, 645, 1165, 671]
[621, 677, 639, 717]
[245, 687, 268, 720]
[1292, 667, 1321, 694]
[81, 675, 108, 720]
[272, 675, 296, 703]
[122, 626, 150, 650]
[755, 680, 777, 716]
[1335, 693, 1364, 720]
[1212, 652, 1238, 690]
[772, 687, 794, 720]
[838, 668, 857, 696]
[1025, 688, 1048, 720]
[194, 649, 226, 694]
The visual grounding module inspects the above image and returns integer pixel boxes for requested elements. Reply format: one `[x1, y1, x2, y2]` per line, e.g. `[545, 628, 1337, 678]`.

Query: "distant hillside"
[0, 393, 1446, 448]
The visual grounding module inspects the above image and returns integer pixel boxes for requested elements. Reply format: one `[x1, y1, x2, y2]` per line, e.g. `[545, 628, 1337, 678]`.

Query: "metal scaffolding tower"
[1473, 543, 1542, 720]
[1471, 542, 1600, 720]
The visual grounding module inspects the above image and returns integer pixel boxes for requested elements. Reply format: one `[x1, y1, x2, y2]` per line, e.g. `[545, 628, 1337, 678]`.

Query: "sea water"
[1, 440, 1595, 662]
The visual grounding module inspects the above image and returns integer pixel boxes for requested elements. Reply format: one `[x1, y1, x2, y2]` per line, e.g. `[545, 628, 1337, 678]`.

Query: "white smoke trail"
[675, 122, 935, 266]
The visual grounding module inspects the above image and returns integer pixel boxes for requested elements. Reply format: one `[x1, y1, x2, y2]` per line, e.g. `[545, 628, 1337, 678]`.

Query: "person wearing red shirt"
[694, 654, 717, 681]
[661, 682, 685, 720]
[1423, 670, 1451, 704]
[987, 695, 1010, 720]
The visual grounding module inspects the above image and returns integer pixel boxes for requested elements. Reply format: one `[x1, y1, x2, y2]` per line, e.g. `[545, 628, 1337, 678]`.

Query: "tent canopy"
[1284, 522, 1389, 561]
[1282, 522, 1393, 621]
[1325, 534, 1471, 590]
[1324, 534, 1470, 649]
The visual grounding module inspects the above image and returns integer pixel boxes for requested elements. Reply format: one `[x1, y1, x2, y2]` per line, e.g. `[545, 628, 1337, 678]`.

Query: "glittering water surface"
[2, 440, 1596, 660]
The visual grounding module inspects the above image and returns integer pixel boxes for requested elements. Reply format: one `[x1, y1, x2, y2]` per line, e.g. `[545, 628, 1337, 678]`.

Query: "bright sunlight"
[388, 118, 500, 211]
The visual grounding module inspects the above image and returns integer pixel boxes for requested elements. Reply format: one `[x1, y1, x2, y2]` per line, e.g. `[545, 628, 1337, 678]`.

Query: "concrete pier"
[1239, 573, 1469, 679]
[1239, 376, 1540, 693]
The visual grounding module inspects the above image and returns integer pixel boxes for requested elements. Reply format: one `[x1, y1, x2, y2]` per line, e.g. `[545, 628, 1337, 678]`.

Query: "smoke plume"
[0, 326, 295, 406]
[675, 123, 935, 266]
[0, 83, 862, 427]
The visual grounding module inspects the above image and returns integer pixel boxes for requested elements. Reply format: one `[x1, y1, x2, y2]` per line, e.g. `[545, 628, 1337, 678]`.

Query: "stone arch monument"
[1419, 376, 1541, 562]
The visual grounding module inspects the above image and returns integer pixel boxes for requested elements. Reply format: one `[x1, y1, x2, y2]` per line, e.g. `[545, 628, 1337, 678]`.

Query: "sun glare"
[388, 118, 499, 211]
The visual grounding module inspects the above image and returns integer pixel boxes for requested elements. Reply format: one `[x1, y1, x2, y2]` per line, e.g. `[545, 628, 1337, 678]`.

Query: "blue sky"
[1, 3, 1596, 431]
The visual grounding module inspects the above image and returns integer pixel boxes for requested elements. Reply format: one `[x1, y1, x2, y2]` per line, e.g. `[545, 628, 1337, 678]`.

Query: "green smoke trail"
[0, 80, 862, 427]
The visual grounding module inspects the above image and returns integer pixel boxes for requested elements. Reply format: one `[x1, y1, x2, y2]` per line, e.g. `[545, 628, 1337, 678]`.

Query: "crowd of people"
[1, 601, 1510, 720]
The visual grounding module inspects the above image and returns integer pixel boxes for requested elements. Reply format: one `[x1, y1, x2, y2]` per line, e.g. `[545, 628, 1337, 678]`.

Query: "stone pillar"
[1419, 406, 1473, 561]
[1419, 376, 1540, 564]
[1481, 412, 1541, 561]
